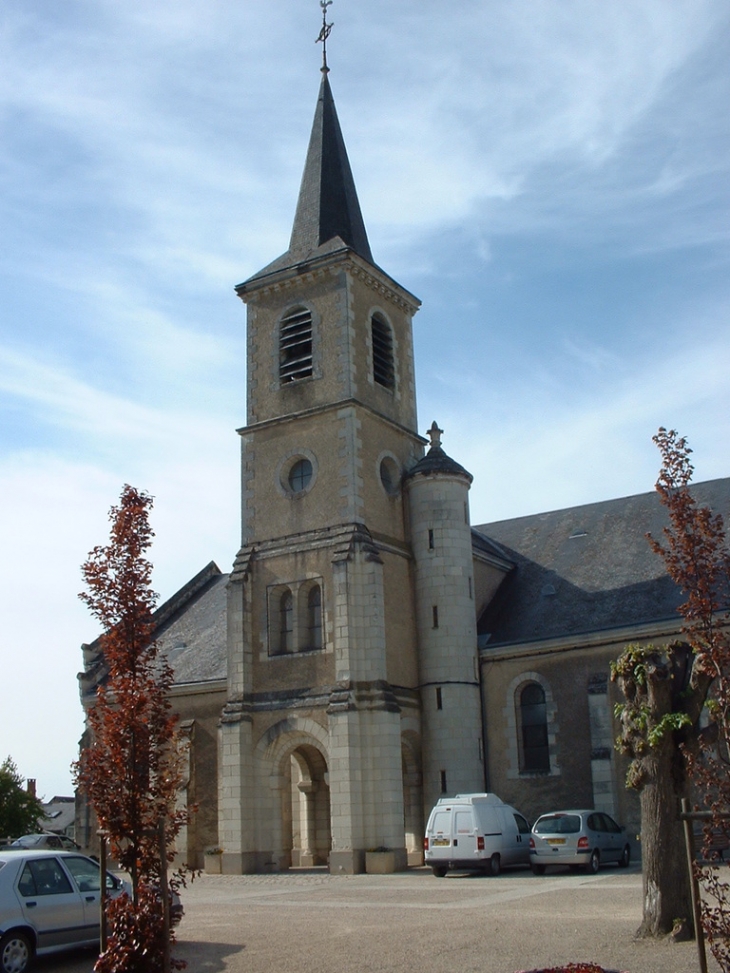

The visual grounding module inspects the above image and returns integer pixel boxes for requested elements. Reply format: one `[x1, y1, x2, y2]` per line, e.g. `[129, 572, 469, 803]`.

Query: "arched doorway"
[286, 744, 330, 867]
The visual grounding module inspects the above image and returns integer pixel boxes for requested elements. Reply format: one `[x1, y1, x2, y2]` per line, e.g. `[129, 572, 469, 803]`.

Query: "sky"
[1, 0, 729, 802]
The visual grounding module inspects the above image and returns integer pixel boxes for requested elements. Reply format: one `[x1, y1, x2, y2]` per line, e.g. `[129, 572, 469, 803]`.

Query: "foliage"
[611, 429, 730, 957]
[0, 757, 44, 840]
[75, 485, 189, 972]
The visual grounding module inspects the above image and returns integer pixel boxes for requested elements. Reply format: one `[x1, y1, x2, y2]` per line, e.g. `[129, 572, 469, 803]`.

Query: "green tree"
[75, 485, 189, 972]
[612, 429, 730, 949]
[0, 757, 44, 840]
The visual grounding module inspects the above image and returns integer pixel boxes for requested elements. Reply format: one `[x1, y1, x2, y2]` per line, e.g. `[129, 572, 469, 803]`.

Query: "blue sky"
[1, 0, 729, 800]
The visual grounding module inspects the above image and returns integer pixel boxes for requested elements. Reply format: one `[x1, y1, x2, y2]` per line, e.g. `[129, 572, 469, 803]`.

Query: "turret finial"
[316, 0, 334, 74]
[427, 421, 444, 449]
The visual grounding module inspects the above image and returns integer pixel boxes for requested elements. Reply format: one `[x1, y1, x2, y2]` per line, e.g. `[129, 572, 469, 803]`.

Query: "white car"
[0, 850, 129, 973]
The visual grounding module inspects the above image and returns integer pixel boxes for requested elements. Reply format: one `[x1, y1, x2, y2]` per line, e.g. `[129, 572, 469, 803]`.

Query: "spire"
[288, 72, 373, 264]
[237, 7, 376, 292]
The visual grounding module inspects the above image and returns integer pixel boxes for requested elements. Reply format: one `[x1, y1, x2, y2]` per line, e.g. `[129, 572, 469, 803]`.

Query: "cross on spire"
[316, 0, 334, 73]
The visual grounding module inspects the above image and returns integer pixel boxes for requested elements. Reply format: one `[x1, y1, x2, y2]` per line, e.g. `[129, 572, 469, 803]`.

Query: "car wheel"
[586, 850, 600, 875]
[619, 845, 630, 868]
[531, 863, 545, 875]
[431, 866, 447, 878]
[489, 854, 501, 877]
[0, 931, 32, 973]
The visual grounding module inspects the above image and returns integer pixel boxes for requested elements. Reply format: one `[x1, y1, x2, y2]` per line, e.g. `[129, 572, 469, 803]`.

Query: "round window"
[379, 457, 400, 495]
[288, 458, 313, 493]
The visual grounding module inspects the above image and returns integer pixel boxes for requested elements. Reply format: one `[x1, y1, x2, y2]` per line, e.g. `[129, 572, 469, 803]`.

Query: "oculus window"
[288, 458, 313, 493]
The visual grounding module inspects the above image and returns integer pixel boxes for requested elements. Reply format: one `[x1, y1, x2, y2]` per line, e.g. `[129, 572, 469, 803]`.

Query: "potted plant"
[365, 846, 396, 874]
[204, 847, 223, 874]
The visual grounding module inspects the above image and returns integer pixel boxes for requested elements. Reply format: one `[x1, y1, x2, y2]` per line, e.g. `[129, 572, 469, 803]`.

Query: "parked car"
[0, 849, 129, 973]
[8, 834, 79, 852]
[424, 792, 531, 876]
[529, 810, 631, 875]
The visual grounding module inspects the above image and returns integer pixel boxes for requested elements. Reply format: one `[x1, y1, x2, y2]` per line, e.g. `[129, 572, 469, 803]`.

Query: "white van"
[424, 793, 531, 877]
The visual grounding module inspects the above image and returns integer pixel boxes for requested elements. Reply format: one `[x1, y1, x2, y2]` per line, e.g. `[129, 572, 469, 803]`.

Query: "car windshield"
[534, 814, 582, 835]
[12, 835, 41, 847]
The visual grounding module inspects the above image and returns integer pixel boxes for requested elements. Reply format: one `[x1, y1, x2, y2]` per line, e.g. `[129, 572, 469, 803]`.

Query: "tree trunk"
[637, 746, 693, 938]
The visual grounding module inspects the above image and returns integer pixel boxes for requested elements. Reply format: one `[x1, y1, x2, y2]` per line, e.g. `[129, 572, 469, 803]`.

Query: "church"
[78, 58, 729, 874]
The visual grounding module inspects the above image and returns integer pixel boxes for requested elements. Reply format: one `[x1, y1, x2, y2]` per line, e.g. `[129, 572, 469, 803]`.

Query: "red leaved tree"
[75, 485, 189, 972]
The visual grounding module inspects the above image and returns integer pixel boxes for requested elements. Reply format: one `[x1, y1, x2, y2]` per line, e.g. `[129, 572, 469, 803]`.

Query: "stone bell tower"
[217, 62, 428, 873]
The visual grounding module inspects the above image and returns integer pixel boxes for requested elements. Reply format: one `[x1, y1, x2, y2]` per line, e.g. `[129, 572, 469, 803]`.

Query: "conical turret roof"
[405, 422, 473, 483]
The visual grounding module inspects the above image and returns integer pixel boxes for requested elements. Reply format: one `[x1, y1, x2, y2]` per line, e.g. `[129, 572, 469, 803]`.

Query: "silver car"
[0, 850, 128, 973]
[529, 810, 631, 874]
[7, 835, 79, 852]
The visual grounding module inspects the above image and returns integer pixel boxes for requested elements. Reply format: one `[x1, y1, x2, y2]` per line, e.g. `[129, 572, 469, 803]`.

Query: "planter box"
[365, 851, 396, 874]
[204, 854, 222, 874]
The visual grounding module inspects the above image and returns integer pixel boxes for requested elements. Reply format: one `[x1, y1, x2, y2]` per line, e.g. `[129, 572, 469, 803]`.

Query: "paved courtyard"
[37, 865, 715, 973]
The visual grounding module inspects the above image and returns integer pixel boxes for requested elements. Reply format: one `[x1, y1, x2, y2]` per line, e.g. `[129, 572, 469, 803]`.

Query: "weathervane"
[316, 0, 334, 73]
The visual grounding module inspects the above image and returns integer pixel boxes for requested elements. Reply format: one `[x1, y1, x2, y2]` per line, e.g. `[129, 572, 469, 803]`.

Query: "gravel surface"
[35, 865, 716, 973]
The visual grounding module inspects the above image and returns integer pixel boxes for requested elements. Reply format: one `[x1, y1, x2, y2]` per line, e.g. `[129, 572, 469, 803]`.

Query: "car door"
[16, 857, 86, 951]
[453, 809, 478, 859]
[598, 814, 623, 862]
[61, 855, 106, 940]
[513, 812, 531, 864]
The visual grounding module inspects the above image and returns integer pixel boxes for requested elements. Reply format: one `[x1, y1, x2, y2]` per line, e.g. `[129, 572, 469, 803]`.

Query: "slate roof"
[240, 73, 372, 289]
[406, 444, 473, 482]
[154, 565, 228, 684]
[78, 561, 229, 701]
[474, 478, 730, 648]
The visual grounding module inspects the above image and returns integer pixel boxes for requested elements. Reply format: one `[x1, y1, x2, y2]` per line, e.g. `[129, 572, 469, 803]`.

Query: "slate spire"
[288, 71, 373, 264]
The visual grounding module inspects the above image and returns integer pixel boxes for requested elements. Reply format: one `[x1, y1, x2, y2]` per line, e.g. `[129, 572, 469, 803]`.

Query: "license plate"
[431, 838, 450, 846]
[546, 838, 566, 845]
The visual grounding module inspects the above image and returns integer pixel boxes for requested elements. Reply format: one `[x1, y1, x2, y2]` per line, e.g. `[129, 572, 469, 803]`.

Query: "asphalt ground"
[36, 864, 717, 973]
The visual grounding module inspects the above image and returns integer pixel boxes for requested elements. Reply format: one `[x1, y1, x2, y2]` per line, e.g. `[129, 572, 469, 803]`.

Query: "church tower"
[218, 62, 427, 874]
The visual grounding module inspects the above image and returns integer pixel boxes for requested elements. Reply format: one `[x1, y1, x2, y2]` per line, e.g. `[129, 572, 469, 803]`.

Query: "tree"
[612, 429, 730, 950]
[0, 757, 44, 840]
[75, 485, 189, 972]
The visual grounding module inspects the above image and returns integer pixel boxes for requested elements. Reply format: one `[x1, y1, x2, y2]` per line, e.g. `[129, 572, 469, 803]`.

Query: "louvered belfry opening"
[280, 306, 313, 383]
[371, 314, 395, 390]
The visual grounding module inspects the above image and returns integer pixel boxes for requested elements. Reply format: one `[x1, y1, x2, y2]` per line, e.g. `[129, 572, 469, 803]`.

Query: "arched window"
[520, 682, 550, 772]
[279, 590, 293, 654]
[371, 314, 395, 390]
[307, 585, 322, 650]
[280, 306, 313, 383]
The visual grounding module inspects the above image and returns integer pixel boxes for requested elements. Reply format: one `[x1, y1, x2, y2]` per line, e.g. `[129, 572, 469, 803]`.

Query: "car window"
[19, 859, 74, 896]
[63, 856, 102, 892]
[600, 813, 621, 833]
[534, 814, 581, 835]
[587, 814, 603, 832]
[514, 813, 530, 835]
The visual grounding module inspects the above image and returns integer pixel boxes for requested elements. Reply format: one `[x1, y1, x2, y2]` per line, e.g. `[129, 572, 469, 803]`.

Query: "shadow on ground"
[176, 939, 245, 970]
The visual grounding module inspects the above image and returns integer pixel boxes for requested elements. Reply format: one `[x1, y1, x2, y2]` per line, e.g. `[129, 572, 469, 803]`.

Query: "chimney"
[27, 779, 36, 798]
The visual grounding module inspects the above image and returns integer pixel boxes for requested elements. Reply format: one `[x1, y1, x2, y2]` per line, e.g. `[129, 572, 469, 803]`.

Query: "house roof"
[474, 478, 730, 647]
[239, 73, 372, 289]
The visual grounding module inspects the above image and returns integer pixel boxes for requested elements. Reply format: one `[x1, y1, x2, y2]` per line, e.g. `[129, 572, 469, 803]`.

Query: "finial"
[427, 421, 444, 449]
[316, 0, 334, 73]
